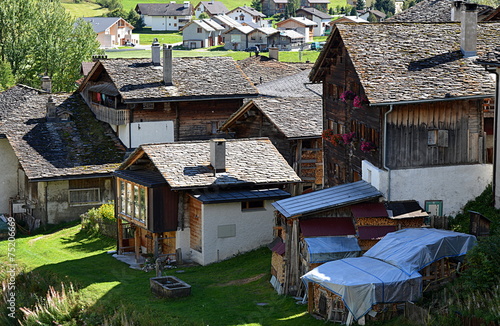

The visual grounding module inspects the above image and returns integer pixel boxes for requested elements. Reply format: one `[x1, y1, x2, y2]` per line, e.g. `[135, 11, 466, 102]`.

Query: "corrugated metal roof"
[351, 202, 388, 218]
[272, 180, 382, 218]
[114, 170, 166, 188]
[358, 225, 397, 240]
[191, 188, 290, 203]
[300, 218, 356, 237]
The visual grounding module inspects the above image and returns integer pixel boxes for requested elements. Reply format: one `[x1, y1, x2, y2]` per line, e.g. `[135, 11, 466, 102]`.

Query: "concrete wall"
[362, 160, 492, 216]
[0, 139, 19, 215]
[117, 121, 174, 149]
[190, 200, 276, 265]
[150, 16, 182, 31]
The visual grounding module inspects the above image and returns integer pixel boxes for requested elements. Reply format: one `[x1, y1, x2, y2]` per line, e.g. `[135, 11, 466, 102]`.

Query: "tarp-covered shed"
[302, 228, 477, 322]
[303, 236, 361, 264]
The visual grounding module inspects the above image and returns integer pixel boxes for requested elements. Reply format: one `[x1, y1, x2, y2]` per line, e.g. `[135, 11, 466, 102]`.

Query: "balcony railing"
[91, 103, 130, 125]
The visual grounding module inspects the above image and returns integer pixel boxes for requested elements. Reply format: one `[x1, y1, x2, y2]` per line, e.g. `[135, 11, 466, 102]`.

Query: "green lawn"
[0, 225, 323, 325]
[137, 29, 183, 45]
[61, 0, 109, 17]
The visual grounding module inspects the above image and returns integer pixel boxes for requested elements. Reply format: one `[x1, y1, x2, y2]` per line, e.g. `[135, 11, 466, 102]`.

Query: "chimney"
[152, 38, 161, 65]
[41, 75, 52, 93]
[184, 1, 189, 8]
[460, 2, 478, 58]
[210, 139, 226, 173]
[451, 0, 463, 22]
[46, 96, 56, 122]
[269, 47, 279, 60]
[163, 44, 173, 86]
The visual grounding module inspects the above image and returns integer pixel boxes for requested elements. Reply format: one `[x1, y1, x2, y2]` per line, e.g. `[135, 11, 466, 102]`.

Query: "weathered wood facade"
[220, 99, 323, 194]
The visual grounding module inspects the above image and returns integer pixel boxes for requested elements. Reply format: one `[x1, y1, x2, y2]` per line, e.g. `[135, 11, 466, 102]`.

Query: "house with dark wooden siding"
[0, 84, 125, 225]
[220, 66, 323, 194]
[310, 4, 500, 216]
[114, 138, 300, 265]
[78, 44, 258, 149]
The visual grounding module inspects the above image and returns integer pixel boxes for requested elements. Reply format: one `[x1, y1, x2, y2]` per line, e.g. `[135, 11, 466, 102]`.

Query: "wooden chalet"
[114, 138, 301, 266]
[78, 44, 258, 149]
[220, 65, 323, 194]
[310, 5, 500, 216]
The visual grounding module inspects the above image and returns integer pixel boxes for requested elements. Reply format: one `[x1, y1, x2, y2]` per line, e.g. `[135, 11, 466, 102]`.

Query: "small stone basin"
[150, 276, 191, 298]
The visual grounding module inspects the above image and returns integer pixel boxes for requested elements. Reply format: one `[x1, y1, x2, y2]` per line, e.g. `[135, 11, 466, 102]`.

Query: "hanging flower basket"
[340, 90, 356, 102]
[341, 132, 356, 145]
[360, 140, 377, 152]
[322, 129, 344, 146]
[353, 95, 369, 108]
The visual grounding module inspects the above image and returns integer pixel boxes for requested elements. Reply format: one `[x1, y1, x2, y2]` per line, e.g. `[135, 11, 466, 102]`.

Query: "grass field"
[64, 0, 348, 17]
[105, 47, 321, 63]
[0, 224, 325, 325]
[137, 29, 183, 45]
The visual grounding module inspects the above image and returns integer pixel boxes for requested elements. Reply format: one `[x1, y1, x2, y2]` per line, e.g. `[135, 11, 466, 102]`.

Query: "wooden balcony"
[91, 103, 130, 125]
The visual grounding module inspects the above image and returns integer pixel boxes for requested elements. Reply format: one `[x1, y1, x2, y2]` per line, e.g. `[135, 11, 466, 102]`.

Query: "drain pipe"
[383, 105, 394, 201]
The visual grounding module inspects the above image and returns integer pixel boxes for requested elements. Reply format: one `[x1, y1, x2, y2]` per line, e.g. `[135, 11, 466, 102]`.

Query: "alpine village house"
[310, 3, 500, 216]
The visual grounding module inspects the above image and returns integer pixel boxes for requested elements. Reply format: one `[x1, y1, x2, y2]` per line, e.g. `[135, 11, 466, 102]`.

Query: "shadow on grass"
[13, 230, 321, 325]
[59, 228, 115, 253]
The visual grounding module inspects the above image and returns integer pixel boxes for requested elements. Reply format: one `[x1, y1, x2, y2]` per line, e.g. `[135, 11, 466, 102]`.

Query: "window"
[197, 27, 202, 33]
[428, 129, 449, 147]
[241, 200, 265, 210]
[69, 188, 100, 206]
[118, 179, 147, 224]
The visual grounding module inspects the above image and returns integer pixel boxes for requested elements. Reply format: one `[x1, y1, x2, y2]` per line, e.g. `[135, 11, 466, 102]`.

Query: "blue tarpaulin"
[303, 236, 361, 263]
[302, 228, 477, 321]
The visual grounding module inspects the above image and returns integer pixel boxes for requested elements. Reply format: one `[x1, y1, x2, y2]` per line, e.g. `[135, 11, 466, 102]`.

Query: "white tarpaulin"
[363, 228, 477, 275]
[301, 228, 477, 321]
[304, 236, 361, 264]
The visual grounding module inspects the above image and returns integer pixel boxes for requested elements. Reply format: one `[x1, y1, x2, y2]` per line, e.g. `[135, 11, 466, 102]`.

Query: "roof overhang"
[369, 94, 494, 107]
[29, 172, 114, 183]
[122, 93, 258, 104]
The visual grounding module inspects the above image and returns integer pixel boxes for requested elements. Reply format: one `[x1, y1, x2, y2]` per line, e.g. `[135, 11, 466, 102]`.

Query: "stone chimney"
[210, 139, 226, 173]
[41, 75, 52, 93]
[163, 44, 173, 86]
[152, 38, 161, 65]
[269, 47, 279, 60]
[46, 96, 56, 122]
[451, 0, 463, 22]
[460, 2, 478, 58]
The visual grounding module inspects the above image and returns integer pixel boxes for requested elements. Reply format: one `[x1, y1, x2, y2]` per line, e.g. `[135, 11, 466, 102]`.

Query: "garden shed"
[302, 228, 477, 324]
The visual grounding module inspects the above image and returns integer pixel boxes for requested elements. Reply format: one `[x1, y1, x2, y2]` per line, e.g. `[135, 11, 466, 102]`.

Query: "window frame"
[68, 188, 101, 206]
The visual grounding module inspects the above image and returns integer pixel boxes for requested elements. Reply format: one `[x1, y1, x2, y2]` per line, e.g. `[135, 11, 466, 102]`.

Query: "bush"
[81, 203, 116, 237]
[460, 235, 500, 291]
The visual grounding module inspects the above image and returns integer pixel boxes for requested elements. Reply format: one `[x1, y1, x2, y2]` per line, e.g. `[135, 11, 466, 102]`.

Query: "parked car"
[125, 41, 135, 47]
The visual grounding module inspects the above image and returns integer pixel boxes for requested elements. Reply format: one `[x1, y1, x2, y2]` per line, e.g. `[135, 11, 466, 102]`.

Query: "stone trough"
[150, 276, 191, 298]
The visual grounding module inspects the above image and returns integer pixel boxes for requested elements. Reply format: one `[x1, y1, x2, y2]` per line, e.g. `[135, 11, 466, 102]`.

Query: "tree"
[0, 0, 100, 92]
[328, 7, 334, 15]
[0, 59, 15, 91]
[356, 0, 365, 10]
[250, 0, 262, 12]
[350, 6, 357, 15]
[286, 0, 300, 18]
[367, 12, 378, 22]
[198, 12, 210, 19]
[374, 0, 395, 15]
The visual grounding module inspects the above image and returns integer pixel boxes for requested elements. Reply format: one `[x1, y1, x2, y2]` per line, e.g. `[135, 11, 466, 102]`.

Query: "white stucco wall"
[117, 121, 174, 149]
[192, 200, 276, 265]
[362, 160, 493, 216]
[0, 139, 19, 215]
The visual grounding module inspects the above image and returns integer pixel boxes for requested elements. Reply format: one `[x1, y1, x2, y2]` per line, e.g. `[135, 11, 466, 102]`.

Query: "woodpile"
[271, 251, 285, 284]
[355, 217, 424, 227]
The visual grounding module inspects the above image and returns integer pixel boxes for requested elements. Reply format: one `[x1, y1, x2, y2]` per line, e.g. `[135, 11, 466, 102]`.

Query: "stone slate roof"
[196, 1, 228, 15]
[121, 138, 301, 189]
[258, 69, 322, 98]
[135, 3, 193, 16]
[296, 7, 332, 19]
[387, 0, 493, 22]
[94, 57, 258, 102]
[0, 86, 125, 180]
[237, 56, 305, 85]
[476, 47, 500, 66]
[311, 22, 499, 104]
[223, 97, 323, 138]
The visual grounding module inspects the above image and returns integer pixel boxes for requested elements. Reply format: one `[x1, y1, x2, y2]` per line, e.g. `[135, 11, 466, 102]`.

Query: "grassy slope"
[0, 225, 323, 325]
[61, 1, 109, 17]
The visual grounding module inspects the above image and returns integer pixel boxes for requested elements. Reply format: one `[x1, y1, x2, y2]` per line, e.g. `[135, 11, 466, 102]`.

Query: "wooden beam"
[308, 282, 314, 314]
[134, 226, 140, 262]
